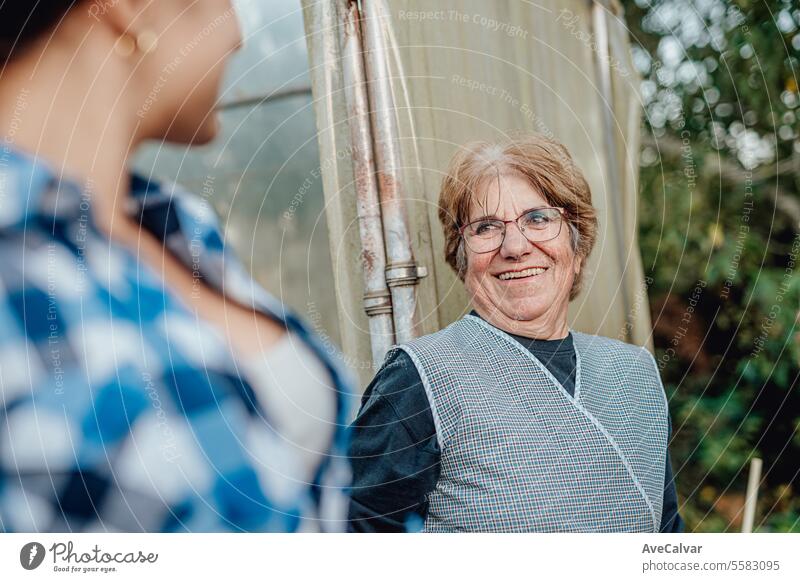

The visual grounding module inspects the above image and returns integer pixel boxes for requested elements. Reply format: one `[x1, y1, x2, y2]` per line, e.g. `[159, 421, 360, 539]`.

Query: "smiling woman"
[348, 133, 683, 533]
[460, 172, 581, 339]
[439, 135, 597, 313]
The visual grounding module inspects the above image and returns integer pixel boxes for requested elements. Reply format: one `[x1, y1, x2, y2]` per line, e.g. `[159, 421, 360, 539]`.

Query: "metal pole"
[359, 0, 426, 344]
[216, 86, 313, 111]
[742, 457, 763, 533]
[590, 0, 634, 342]
[338, 0, 396, 367]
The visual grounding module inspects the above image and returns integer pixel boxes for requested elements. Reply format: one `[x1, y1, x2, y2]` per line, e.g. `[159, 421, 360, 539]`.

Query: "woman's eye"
[523, 211, 549, 225]
[475, 221, 501, 235]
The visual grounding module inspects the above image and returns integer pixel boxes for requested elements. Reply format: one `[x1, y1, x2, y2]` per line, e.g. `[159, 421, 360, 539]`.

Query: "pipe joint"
[385, 263, 428, 288]
[363, 291, 393, 316]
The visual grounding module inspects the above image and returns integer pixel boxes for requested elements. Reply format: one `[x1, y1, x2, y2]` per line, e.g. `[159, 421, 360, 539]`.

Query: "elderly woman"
[348, 134, 682, 532]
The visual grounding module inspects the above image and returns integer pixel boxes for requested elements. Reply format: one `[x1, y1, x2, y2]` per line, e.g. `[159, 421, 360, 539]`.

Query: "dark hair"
[0, 1, 84, 60]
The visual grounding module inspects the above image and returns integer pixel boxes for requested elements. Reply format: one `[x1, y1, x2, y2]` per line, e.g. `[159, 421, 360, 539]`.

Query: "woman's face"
[136, 0, 242, 144]
[463, 172, 582, 333]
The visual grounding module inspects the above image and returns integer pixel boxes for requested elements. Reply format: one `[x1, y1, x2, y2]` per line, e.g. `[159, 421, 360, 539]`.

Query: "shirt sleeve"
[660, 418, 684, 532]
[347, 350, 440, 532]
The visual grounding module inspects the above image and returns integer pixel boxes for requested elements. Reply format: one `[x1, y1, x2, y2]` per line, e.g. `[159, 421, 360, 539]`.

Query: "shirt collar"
[468, 309, 574, 350]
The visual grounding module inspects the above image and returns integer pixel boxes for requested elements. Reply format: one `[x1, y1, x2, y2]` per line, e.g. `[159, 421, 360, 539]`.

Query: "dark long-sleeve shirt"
[348, 321, 683, 533]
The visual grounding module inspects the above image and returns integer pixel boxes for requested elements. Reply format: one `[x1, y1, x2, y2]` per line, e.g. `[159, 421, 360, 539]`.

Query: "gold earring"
[114, 34, 136, 57]
[136, 30, 159, 54]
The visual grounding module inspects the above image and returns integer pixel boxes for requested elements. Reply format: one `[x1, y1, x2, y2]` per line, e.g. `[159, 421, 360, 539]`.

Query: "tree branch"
[642, 134, 800, 230]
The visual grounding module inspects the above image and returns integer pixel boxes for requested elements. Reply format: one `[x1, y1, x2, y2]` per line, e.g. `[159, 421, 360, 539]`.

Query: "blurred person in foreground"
[348, 134, 683, 532]
[0, 0, 351, 532]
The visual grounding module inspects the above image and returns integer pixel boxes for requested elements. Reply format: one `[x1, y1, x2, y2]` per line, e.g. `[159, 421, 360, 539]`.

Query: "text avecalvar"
[642, 544, 702, 554]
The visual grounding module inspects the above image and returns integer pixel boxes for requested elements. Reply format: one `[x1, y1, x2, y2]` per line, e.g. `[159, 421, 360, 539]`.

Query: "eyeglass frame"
[458, 206, 567, 254]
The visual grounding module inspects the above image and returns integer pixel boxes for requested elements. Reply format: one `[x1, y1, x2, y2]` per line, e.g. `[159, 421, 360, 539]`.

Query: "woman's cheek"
[464, 262, 488, 302]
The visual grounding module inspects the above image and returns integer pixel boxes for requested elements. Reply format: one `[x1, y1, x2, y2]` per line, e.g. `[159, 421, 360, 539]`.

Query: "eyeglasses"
[460, 207, 565, 254]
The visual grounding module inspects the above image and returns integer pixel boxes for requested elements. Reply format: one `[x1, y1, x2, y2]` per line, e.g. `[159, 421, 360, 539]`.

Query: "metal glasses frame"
[459, 206, 566, 253]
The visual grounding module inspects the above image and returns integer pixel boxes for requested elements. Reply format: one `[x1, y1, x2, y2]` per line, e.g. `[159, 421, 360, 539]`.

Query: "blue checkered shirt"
[0, 147, 353, 532]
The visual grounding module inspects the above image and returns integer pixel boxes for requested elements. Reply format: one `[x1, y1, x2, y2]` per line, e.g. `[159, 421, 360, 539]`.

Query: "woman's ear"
[456, 239, 468, 280]
[90, 0, 152, 39]
[573, 254, 583, 276]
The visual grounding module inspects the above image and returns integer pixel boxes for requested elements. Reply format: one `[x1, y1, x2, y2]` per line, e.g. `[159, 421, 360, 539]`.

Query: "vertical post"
[338, 0, 395, 367]
[742, 457, 763, 533]
[359, 0, 426, 344]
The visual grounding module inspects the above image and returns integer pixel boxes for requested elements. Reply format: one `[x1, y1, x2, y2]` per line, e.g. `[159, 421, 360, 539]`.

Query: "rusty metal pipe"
[338, 0, 396, 367]
[359, 0, 426, 344]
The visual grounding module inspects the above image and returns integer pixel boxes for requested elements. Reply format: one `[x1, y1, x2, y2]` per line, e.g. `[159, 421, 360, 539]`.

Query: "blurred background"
[135, 0, 799, 532]
[623, 0, 799, 532]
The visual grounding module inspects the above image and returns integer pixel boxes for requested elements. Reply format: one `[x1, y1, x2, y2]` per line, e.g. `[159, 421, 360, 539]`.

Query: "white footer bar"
[1, 533, 797, 581]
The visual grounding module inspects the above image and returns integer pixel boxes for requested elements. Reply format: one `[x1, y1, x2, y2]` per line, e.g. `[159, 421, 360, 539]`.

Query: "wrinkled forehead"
[466, 170, 551, 220]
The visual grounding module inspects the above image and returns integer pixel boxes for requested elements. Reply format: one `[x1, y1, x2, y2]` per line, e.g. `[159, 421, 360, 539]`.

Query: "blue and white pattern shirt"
[0, 147, 353, 532]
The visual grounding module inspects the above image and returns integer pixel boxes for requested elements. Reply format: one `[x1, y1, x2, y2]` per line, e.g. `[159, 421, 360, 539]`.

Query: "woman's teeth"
[498, 267, 547, 281]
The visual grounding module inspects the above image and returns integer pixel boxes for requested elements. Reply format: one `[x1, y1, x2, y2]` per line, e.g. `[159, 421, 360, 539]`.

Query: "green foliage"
[621, 0, 800, 532]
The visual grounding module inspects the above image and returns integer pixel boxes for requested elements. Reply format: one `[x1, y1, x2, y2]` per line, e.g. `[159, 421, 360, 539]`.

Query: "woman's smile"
[495, 266, 549, 281]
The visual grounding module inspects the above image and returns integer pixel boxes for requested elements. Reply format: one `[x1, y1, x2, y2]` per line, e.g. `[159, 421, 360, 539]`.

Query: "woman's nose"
[499, 221, 531, 259]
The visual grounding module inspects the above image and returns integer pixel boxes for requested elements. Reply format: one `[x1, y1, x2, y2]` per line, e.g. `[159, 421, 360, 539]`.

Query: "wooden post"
[742, 457, 763, 533]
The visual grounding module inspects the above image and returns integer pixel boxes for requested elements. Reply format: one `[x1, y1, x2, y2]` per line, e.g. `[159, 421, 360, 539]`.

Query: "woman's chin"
[162, 116, 220, 146]
[487, 300, 546, 323]
[190, 119, 220, 145]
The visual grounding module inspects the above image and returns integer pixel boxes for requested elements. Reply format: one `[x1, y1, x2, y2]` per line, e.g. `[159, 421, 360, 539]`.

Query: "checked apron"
[395, 315, 669, 532]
